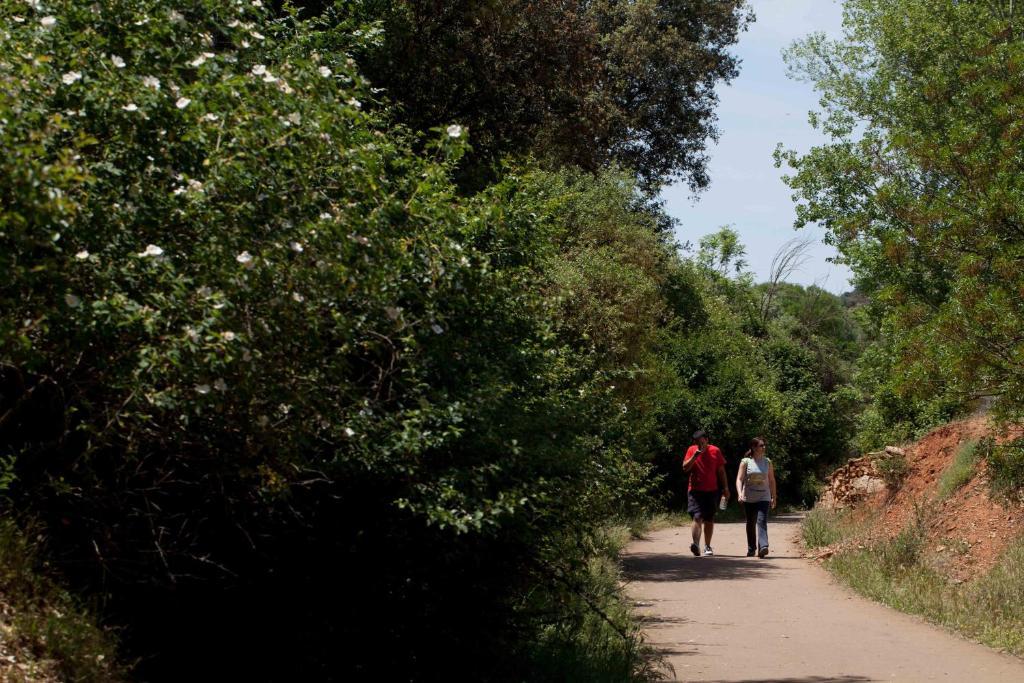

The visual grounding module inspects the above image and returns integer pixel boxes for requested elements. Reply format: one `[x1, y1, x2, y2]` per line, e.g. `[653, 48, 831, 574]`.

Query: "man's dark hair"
[692, 430, 708, 441]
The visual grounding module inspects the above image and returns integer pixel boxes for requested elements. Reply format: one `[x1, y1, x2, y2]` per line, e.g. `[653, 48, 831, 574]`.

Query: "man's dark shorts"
[687, 490, 718, 521]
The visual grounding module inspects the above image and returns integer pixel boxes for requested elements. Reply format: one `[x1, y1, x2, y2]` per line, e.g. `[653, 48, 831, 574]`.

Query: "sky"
[661, 0, 852, 293]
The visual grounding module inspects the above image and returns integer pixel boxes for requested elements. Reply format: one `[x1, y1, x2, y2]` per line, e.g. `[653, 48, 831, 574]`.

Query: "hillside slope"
[805, 416, 1024, 655]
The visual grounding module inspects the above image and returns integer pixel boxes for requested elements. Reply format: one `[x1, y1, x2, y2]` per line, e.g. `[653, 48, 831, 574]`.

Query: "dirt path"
[622, 513, 1024, 682]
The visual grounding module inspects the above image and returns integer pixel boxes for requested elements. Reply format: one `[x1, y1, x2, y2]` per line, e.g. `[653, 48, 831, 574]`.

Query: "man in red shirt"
[682, 430, 728, 556]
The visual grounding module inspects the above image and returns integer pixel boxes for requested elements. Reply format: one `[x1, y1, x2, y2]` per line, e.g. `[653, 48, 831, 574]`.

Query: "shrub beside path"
[622, 514, 1024, 682]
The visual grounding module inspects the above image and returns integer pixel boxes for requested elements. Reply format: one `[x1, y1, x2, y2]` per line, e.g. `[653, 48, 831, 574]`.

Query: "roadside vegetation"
[937, 440, 982, 500]
[6, 0, 1024, 677]
[872, 451, 911, 491]
[791, 0, 1024, 655]
[986, 439, 1024, 502]
[0, 520, 125, 682]
[804, 507, 1024, 657]
[0, 0, 866, 679]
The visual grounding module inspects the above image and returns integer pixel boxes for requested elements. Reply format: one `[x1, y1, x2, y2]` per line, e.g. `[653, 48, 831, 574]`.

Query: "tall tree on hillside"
[778, 0, 1024, 422]
[325, 0, 752, 191]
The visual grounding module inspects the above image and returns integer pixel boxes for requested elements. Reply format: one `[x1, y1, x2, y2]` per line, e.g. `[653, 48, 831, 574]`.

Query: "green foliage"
[873, 451, 911, 490]
[937, 438, 982, 499]
[654, 248, 862, 507]
[0, 520, 126, 682]
[339, 0, 752, 190]
[985, 438, 1024, 501]
[0, 0, 873, 678]
[827, 529, 1024, 656]
[850, 328, 962, 453]
[0, 2, 662, 678]
[524, 529, 659, 683]
[801, 507, 848, 548]
[698, 226, 748, 277]
[779, 0, 1024, 433]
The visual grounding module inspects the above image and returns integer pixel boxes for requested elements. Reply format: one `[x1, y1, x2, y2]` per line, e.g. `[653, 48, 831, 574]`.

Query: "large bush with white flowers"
[0, 1, 659, 678]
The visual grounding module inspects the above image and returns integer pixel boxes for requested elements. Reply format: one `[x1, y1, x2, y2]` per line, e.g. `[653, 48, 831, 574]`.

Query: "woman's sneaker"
[703, 546, 714, 556]
[758, 546, 769, 558]
[690, 542, 700, 556]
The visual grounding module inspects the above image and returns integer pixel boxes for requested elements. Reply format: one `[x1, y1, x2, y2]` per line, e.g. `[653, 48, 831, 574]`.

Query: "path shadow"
[621, 553, 779, 582]
[697, 677, 872, 683]
[637, 614, 691, 626]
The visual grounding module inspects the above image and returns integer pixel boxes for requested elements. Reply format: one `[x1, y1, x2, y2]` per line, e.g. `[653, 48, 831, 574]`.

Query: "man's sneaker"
[690, 542, 700, 556]
[758, 546, 769, 558]
[703, 546, 714, 556]
[746, 549, 755, 557]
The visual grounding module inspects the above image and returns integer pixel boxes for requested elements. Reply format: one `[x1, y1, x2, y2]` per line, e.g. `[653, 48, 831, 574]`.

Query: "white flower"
[251, 64, 267, 76]
[277, 80, 293, 95]
[431, 323, 444, 335]
[141, 75, 160, 90]
[202, 113, 220, 122]
[385, 306, 400, 321]
[319, 212, 332, 220]
[228, 19, 241, 28]
[261, 71, 277, 84]
[61, 71, 82, 85]
[189, 55, 208, 67]
[168, 10, 185, 24]
[348, 233, 370, 246]
[251, 31, 265, 41]
[40, 16, 56, 27]
[291, 292, 305, 302]
[318, 66, 332, 77]
[185, 326, 199, 342]
[75, 250, 90, 260]
[138, 244, 164, 257]
[252, 0, 263, 7]
[175, 97, 191, 109]
[289, 241, 304, 253]
[64, 293, 81, 308]
[343, 427, 355, 438]
[236, 251, 255, 268]
[122, 103, 139, 112]
[195, 383, 211, 395]
[13, 16, 25, 23]
[347, 98, 361, 109]
[111, 55, 126, 68]
[173, 186, 186, 196]
[446, 124, 463, 138]
[187, 178, 203, 192]
[241, 39, 251, 49]
[287, 112, 301, 125]
[222, 331, 236, 341]
[213, 378, 228, 392]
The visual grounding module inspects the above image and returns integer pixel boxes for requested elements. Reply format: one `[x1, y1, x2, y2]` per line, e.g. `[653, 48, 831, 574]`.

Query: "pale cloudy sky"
[661, 0, 852, 293]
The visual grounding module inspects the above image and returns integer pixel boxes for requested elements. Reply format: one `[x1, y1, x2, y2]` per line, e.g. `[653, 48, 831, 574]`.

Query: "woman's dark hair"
[744, 437, 766, 459]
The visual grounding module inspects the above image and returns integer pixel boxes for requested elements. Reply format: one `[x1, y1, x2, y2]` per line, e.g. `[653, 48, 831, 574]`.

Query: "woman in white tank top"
[736, 437, 777, 557]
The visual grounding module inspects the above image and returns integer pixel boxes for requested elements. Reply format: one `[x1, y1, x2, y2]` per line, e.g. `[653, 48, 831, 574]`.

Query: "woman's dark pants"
[743, 501, 770, 551]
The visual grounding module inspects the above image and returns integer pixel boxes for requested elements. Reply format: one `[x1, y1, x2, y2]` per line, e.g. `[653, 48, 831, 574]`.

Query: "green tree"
[0, 2, 656, 679]
[778, 0, 1024, 428]
[336, 0, 753, 190]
